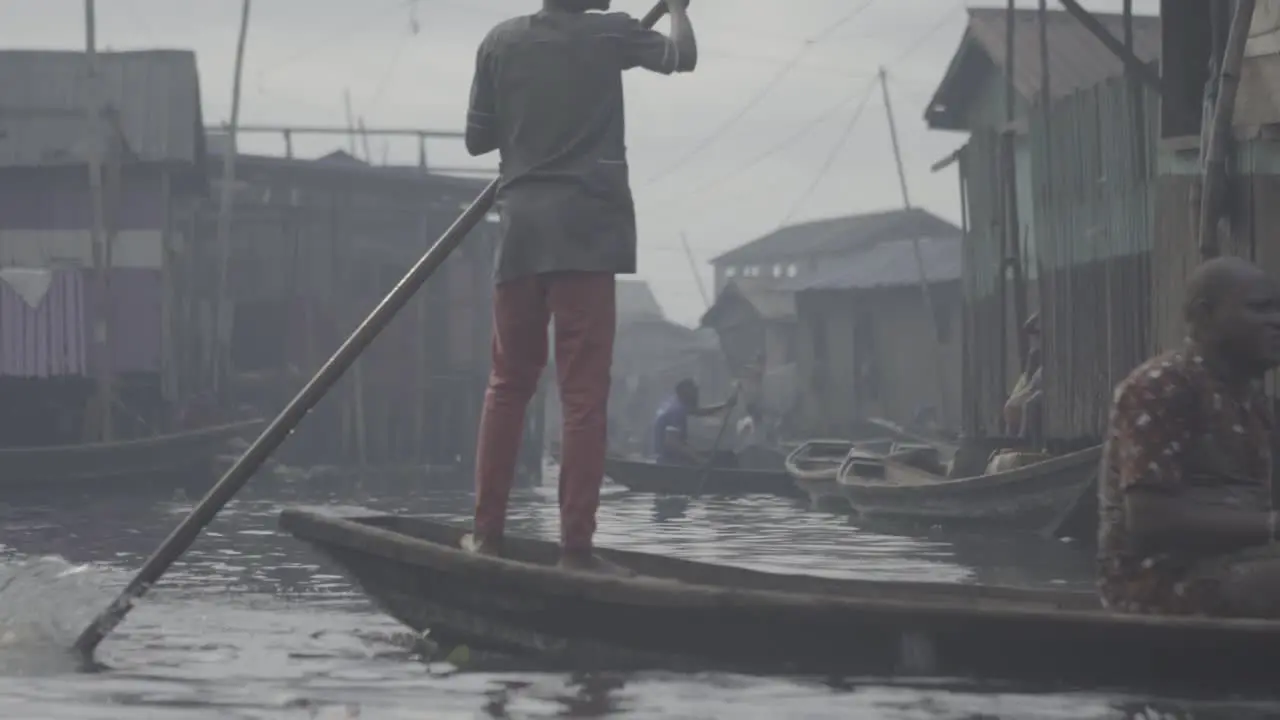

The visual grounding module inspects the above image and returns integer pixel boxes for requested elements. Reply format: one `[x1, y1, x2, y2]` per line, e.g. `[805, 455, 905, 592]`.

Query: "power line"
[646, 77, 877, 211]
[775, 83, 878, 228]
[642, 0, 879, 187]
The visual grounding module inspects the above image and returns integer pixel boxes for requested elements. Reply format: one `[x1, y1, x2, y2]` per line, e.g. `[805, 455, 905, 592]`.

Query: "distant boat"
[836, 444, 1102, 529]
[603, 456, 801, 499]
[0, 419, 264, 498]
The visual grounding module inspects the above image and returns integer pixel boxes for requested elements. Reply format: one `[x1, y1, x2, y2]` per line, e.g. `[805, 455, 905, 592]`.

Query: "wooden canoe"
[0, 419, 265, 496]
[278, 506, 1280, 691]
[604, 457, 801, 499]
[784, 439, 887, 509]
[836, 444, 1103, 529]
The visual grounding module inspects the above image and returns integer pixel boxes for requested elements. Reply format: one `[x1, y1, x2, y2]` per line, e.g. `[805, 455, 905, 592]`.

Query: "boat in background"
[785, 439, 893, 511]
[1, 419, 264, 498]
[278, 506, 1280, 692]
[603, 456, 800, 499]
[836, 444, 1102, 529]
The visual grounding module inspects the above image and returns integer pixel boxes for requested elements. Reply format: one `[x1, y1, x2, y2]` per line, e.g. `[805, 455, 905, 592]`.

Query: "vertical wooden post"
[1003, 0, 1029, 374]
[213, 0, 252, 395]
[84, 0, 113, 441]
[1198, 0, 1255, 258]
[681, 232, 710, 309]
[878, 66, 951, 429]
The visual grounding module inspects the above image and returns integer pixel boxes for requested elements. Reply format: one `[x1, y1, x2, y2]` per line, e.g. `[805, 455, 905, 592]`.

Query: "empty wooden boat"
[1, 419, 265, 497]
[278, 506, 1280, 692]
[785, 439, 880, 510]
[603, 456, 801, 499]
[836, 444, 1102, 529]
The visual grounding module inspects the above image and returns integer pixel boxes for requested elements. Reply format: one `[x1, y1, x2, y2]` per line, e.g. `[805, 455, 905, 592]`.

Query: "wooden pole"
[681, 232, 711, 309]
[84, 0, 113, 441]
[878, 66, 951, 429]
[1003, 0, 1028, 375]
[1198, 0, 1255, 258]
[213, 0, 251, 395]
[343, 90, 358, 155]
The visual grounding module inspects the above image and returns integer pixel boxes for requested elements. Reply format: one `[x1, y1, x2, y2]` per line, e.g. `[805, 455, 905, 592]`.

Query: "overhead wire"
[641, 0, 879, 187]
[774, 81, 878, 228]
[638, 5, 970, 254]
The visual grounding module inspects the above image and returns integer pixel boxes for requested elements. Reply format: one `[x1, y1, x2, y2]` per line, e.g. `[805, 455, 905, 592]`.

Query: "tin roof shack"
[785, 236, 962, 437]
[926, 8, 1160, 440]
[709, 207, 958, 297]
[0, 50, 205, 444]
[1152, 1, 1280, 382]
[188, 146, 518, 474]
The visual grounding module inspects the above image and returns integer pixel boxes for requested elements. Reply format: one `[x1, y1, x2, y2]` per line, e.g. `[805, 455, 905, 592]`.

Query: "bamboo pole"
[1198, 0, 1255, 258]
[1003, 0, 1028, 374]
[681, 232, 710, 309]
[878, 67, 951, 429]
[213, 0, 252, 395]
[84, 0, 113, 441]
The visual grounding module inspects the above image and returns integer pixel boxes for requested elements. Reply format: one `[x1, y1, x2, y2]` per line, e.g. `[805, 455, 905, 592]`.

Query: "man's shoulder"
[481, 15, 535, 50]
[1112, 349, 1199, 407]
[1111, 348, 1198, 425]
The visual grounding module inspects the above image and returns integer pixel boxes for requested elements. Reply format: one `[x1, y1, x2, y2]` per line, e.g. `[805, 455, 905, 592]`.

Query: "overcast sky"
[3, 0, 1158, 325]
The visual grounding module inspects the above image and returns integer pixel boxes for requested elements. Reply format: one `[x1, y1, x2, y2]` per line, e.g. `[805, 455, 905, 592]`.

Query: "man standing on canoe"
[460, 0, 698, 572]
[1098, 256, 1280, 617]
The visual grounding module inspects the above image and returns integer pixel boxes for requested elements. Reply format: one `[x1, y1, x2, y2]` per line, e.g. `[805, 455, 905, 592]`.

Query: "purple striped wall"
[0, 269, 86, 377]
[0, 268, 161, 378]
[0, 168, 167, 231]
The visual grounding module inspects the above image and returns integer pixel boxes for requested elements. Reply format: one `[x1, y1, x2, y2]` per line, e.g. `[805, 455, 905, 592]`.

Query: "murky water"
[0, 470, 1269, 718]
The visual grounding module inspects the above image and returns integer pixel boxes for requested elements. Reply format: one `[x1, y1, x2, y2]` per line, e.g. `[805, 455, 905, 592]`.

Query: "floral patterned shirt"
[1098, 344, 1274, 614]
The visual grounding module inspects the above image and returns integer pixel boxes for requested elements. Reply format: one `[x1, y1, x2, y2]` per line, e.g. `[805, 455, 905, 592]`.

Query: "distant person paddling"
[1099, 256, 1280, 618]
[653, 379, 738, 466]
[459, 0, 697, 575]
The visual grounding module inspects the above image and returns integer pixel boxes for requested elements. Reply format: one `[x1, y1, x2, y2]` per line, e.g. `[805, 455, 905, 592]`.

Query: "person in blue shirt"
[652, 379, 737, 466]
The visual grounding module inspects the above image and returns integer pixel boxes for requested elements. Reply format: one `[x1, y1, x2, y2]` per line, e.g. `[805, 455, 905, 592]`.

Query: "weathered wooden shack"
[787, 236, 963, 436]
[926, 8, 1160, 440]
[0, 50, 206, 444]
[188, 142, 537, 477]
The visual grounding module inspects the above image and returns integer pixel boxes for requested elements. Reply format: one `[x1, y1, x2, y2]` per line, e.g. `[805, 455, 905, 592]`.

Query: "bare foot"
[459, 533, 503, 557]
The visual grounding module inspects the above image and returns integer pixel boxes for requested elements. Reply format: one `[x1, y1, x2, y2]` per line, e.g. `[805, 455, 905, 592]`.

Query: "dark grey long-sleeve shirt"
[467, 9, 682, 283]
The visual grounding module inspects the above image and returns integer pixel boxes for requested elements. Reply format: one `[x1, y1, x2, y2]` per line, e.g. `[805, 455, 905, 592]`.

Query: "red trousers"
[473, 271, 616, 551]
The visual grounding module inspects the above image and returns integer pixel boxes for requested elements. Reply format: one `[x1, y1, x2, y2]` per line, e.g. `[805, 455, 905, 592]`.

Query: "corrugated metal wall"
[1029, 74, 1158, 439]
[959, 74, 1157, 440]
[958, 129, 1011, 436]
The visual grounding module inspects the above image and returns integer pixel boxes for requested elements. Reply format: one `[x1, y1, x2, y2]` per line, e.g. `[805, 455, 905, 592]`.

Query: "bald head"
[1184, 256, 1280, 376]
[1184, 256, 1268, 324]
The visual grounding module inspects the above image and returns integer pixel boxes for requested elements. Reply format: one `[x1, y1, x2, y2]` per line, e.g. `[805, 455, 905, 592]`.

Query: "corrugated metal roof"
[711, 207, 960, 266]
[780, 236, 961, 293]
[926, 8, 1160, 130]
[0, 50, 203, 167]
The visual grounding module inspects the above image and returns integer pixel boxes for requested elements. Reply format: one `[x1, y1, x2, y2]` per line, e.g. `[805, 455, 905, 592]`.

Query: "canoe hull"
[0, 420, 264, 498]
[837, 446, 1102, 529]
[604, 457, 801, 499]
[280, 508, 1280, 692]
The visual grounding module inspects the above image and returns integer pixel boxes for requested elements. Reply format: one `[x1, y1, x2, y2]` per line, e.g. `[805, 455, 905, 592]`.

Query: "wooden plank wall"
[1028, 74, 1159, 440]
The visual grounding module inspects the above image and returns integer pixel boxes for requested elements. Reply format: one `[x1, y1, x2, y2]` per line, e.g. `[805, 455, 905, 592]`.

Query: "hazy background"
[1, 0, 1159, 325]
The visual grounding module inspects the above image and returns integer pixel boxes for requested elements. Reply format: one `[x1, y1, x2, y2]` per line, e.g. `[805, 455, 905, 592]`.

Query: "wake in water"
[0, 555, 118, 675]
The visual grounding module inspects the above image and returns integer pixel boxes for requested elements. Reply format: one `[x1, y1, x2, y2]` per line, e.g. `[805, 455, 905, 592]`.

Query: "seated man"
[1099, 256, 1280, 618]
[652, 379, 736, 466]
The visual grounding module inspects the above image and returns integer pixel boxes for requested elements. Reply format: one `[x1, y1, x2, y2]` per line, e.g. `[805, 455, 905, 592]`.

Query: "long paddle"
[72, 0, 677, 661]
[662, 388, 738, 512]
